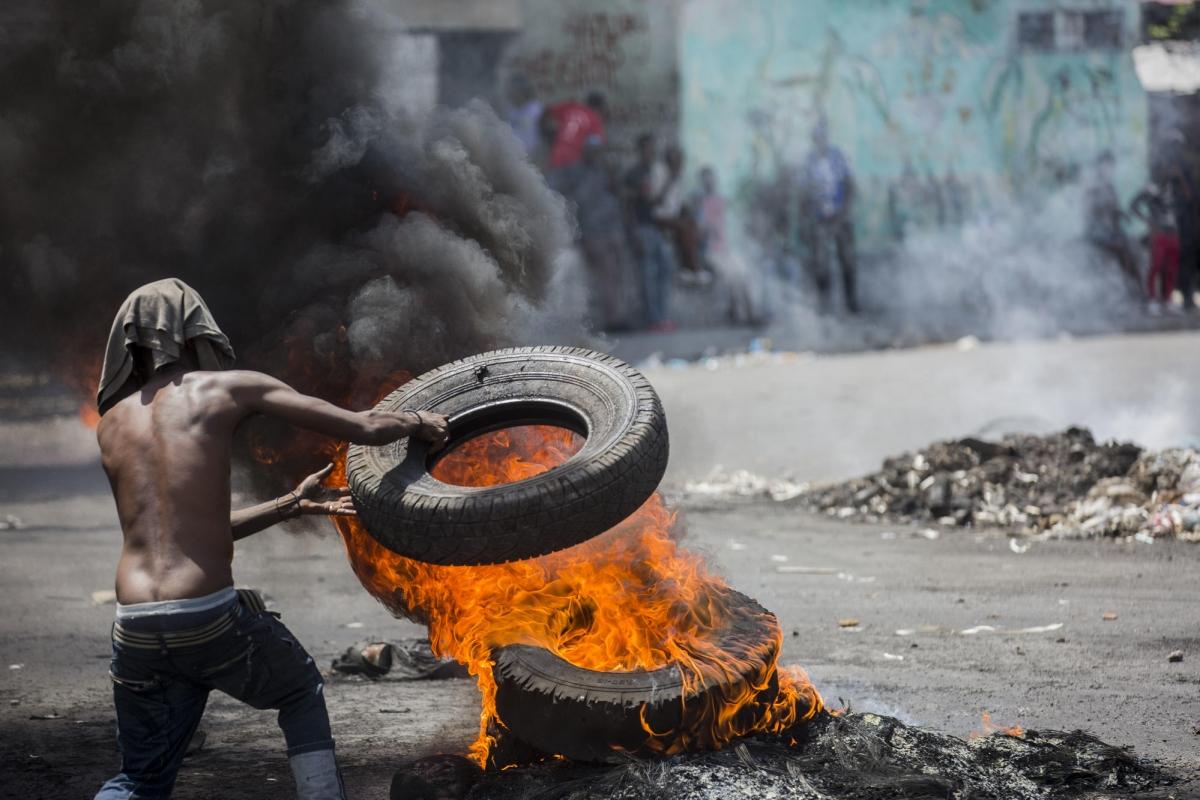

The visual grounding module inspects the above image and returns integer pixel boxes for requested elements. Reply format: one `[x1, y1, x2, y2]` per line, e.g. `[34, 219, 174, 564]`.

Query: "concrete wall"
[680, 0, 1149, 246]
[498, 0, 681, 153]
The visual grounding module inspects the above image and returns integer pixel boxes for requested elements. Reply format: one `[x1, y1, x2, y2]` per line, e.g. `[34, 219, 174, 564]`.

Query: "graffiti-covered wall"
[499, 0, 680, 153]
[680, 0, 1148, 247]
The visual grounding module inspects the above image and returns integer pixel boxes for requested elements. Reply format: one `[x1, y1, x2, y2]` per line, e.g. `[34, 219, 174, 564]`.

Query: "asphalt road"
[1, 331, 1198, 798]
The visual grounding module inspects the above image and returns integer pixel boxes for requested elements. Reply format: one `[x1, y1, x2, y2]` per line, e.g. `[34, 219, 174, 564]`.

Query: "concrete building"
[679, 1, 1149, 248]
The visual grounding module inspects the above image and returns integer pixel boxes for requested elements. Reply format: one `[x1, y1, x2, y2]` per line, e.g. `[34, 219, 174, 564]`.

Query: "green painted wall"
[680, 0, 1148, 246]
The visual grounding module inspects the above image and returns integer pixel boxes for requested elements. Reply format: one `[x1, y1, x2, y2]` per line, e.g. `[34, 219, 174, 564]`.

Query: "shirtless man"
[92, 279, 447, 800]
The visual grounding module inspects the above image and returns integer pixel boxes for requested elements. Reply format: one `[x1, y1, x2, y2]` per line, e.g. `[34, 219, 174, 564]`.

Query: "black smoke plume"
[0, 0, 583, 444]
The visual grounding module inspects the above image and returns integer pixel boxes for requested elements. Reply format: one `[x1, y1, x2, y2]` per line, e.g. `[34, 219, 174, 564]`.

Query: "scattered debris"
[8, 664, 23, 670]
[881, 652, 905, 661]
[776, 566, 837, 575]
[28, 712, 61, 721]
[331, 639, 468, 680]
[837, 618, 860, 628]
[1168, 650, 1184, 663]
[343, 622, 364, 629]
[1102, 612, 1118, 621]
[90, 590, 116, 606]
[0, 514, 24, 530]
[682, 468, 808, 503]
[798, 428, 1200, 542]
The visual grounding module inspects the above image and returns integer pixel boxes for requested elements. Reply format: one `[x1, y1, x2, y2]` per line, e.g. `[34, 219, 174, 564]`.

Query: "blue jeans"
[636, 224, 674, 326]
[95, 596, 332, 799]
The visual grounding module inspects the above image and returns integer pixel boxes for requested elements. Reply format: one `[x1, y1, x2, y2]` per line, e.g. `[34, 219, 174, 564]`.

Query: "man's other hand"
[295, 463, 356, 516]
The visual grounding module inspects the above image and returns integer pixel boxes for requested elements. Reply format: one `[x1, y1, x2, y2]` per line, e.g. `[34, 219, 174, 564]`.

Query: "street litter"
[960, 623, 1063, 635]
[837, 618, 860, 628]
[881, 652, 905, 661]
[1168, 650, 1184, 663]
[776, 565, 837, 575]
[28, 712, 61, 720]
[0, 514, 24, 530]
[1102, 612, 1119, 621]
[331, 639, 468, 680]
[682, 467, 808, 502]
[800, 427, 1200, 542]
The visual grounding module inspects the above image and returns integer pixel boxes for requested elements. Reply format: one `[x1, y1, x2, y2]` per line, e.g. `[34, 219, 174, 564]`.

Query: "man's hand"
[294, 463, 356, 516]
[408, 410, 449, 452]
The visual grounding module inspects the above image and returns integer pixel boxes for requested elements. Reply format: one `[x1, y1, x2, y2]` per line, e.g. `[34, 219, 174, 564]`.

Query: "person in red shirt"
[541, 92, 607, 169]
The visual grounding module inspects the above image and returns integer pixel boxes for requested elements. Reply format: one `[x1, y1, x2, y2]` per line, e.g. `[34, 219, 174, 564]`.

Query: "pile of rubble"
[391, 712, 1178, 799]
[802, 427, 1200, 541]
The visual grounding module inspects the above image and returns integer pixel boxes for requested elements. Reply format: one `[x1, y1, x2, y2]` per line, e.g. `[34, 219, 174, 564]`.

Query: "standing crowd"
[509, 78, 1200, 331]
[506, 78, 862, 333]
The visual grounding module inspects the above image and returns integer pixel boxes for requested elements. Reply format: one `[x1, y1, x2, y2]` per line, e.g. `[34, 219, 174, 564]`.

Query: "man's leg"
[1179, 232, 1198, 309]
[200, 605, 343, 800]
[636, 226, 663, 326]
[654, 229, 675, 324]
[1164, 234, 1180, 301]
[96, 652, 209, 800]
[836, 218, 859, 313]
[808, 222, 832, 312]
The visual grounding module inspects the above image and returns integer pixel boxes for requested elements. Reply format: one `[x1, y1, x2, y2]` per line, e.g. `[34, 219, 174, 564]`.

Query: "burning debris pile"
[393, 711, 1177, 800]
[802, 427, 1200, 541]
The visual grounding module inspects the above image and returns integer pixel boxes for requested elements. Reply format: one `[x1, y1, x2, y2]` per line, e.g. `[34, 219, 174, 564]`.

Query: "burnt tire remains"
[492, 590, 788, 763]
[346, 346, 668, 566]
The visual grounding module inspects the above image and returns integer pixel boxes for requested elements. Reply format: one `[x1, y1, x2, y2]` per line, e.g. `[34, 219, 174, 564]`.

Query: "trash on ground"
[775, 565, 837, 575]
[1168, 650, 1184, 663]
[330, 639, 468, 680]
[682, 467, 808, 503]
[799, 427, 1200, 542]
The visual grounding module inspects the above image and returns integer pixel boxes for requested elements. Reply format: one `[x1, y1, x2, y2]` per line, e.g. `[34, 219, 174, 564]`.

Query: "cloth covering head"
[97, 278, 236, 415]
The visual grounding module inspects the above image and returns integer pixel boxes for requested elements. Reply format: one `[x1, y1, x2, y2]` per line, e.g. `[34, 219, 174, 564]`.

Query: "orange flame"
[970, 711, 1025, 740]
[331, 425, 823, 766]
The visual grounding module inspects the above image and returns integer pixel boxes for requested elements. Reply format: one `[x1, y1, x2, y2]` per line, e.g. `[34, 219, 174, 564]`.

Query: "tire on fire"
[492, 590, 786, 763]
[346, 346, 668, 566]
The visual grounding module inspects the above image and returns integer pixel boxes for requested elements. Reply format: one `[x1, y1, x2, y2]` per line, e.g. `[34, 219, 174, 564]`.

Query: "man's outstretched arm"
[231, 464, 355, 541]
[229, 371, 448, 447]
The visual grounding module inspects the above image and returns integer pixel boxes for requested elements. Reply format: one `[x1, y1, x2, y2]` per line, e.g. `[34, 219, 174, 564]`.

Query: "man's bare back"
[97, 366, 448, 605]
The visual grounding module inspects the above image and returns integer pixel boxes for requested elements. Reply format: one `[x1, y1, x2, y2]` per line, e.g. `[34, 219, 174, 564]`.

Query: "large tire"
[492, 590, 786, 763]
[346, 347, 668, 566]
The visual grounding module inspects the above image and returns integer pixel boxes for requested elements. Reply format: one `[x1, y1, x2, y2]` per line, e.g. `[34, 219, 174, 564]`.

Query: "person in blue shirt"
[799, 120, 859, 314]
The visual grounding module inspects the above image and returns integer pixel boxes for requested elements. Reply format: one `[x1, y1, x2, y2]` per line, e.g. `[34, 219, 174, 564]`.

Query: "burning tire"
[492, 590, 786, 763]
[346, 346, 668, 565]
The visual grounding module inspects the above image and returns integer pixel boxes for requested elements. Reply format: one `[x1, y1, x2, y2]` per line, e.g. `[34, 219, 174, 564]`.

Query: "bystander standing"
[799, 120, 859, 314]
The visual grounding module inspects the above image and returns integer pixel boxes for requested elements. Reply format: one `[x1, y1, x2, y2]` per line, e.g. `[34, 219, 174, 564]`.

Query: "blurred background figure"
[657, 145, 710, 287]
[1131, 163, 1181, 313]
[695, 166, 759, 324]
[1164, 151, 1200, 312]
[541, 91, 608, 170]
[798, 120, 859, 314]
[551, 135, 636, 332]
[625, 132, 676, 331]
[504, 73, 543, 157]
[1086, 151, 1141, 298]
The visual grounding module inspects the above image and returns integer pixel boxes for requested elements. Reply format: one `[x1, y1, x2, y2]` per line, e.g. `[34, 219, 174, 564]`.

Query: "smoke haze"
[0, 0, 584, 407]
